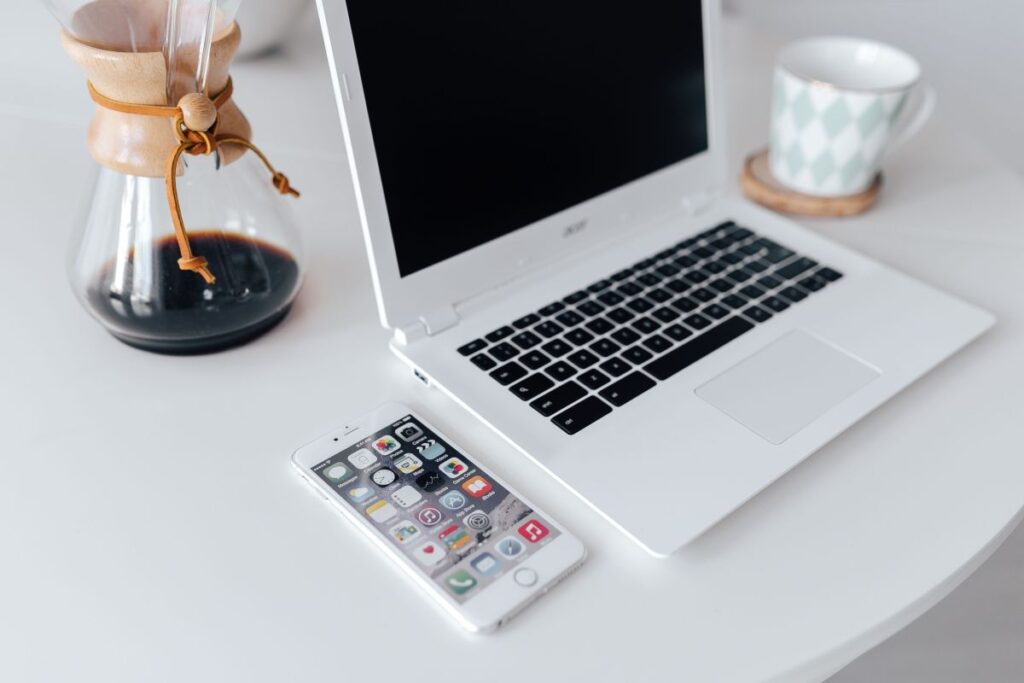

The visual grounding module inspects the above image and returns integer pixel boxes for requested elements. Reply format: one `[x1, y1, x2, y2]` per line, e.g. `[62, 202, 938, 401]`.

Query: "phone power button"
[513, 567, 538, 587]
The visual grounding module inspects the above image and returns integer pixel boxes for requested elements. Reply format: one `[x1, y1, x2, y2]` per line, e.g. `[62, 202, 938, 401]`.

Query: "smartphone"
[291, 402, 586, 633]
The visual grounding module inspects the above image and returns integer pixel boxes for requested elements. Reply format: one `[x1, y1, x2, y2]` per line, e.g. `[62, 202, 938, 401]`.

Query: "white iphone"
[291, 401, 586, 632]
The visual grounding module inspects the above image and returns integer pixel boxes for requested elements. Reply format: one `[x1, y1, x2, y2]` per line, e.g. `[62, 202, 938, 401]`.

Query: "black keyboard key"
[510, 331, 541, 349]
[458, 339, 487, 356]
[744, 306, 773, 323]
[634, 257, 658, 270]
[485, 326, 514, 342]
[631, 317, 660, 334]
[692, 287, 716, 302]
[610, 268, 634, 282]
[655, 263, 681, 277]
[597, 291, 624, 306]
[757, 274, 783, 289]
[684, 270, 709, 284]
[489, 361, 527, 385]
[663, 324, 693, 342]
[727, 268, 753, 284]
[745, 259, 770, 273]
[777, 257, 818, 280]
[656, 247, 677, 260]
[510, 373, 555, 400]
[722, 251, 745, 265]
[563, 290, 589, 305]
[626, 298, 655, 313]
[489, 342, 519, 361]
[740, 242, 763, 256]
[817, 267, 843, 282]
[704, 260, 726, 274]
[731, 227, 753, 240]
[622, 346, 654, 364]
[578, 300, 605, 317]
[599, 357, 631, 377]
[671, 296, 699, 313]
[642, 334, 672, 354]
[683, 314, 712, 330]
[590, 338, 621, 357]
[535, 320, 564, 338]
[512, 313, 540, 329]
[555, 310, 585, 327]
[693, 246, 715, 259]
[587, 279, 613, 293]
[471, 353, 496, 370]
[709, 278, 734, 293]
[579, 369, 611, 390]
[652, 307, 680, 323]
[531, 381, 586, 417]
[740, 284, 766, 299]
[647, 288, 673, 303]
[762, 296, 790, 313]
[545, 360, 577, 381]
[567, 349, 600, 369]
[538, 302, 565, 316]
[617, 282, 643, 296]
[637, 273, 663, 287]
[710, 237, 734, 251]
[665, 278, 690, 293]
[764, 246, 795, 264]
[565, 328, 594, 346]
[673, 254, 698, 269]
[585, 317, 615, 335]
[779, 286, 808, 303]
[541, 338, 572, 357]
[599, 371, 656, 407]
[644, 317, 755, 380]
[551, 396, 612, 435]
[520, 350, 551, 370]
[607, 307, 635, 324]
[798, 275, 827, 292]
[703, 303, 730, 320]
[722, 294, 748, 309]
[611, 327, 641, 345]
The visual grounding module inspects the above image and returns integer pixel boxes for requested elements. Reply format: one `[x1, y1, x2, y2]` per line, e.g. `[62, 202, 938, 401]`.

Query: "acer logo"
[562, 219, 587, 238]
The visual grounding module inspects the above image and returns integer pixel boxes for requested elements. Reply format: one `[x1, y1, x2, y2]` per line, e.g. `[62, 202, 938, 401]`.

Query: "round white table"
[2, 7, 1022, 682]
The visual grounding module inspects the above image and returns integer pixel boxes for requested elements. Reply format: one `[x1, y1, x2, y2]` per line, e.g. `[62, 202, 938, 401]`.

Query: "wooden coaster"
[740, 149, 882, 217]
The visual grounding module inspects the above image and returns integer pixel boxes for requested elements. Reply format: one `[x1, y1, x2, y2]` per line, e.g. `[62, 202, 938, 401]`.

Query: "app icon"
[396, 422, 424, 442]
[347, 448, 377, 470]
[464, 510, 491, 531]
[495, 536, 525, 559]
[371, 435, 401, 457]
[461, 475, 493, 498]
[412, 540, 446, 567]
[439, 457, 469, 479]
[323, 463, 350, 482]
[389, 521, 421, 544]
[438, 490, 467, 511]
[415, 470, 445, 492]
[445, 569, 477, 595]
[366, 499, 398, 523]
[416, 439, 446, 461]
[517, 519, 550, 543]
[438, 524, 473, 551]
[391, 485, 423, 508]
[393, 453, 423, 475]
[470, 552, 501, 577]
[371, 468, 397, 487]
[417, 506, 444, 527]
[346, 485, 373, 502]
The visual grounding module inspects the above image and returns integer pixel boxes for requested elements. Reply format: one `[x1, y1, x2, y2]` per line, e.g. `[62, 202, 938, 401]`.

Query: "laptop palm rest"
[695, 330, 880, 445]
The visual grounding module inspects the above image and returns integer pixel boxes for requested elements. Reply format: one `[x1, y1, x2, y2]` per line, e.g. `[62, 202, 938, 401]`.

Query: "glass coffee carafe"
[48, 0, 303, 353]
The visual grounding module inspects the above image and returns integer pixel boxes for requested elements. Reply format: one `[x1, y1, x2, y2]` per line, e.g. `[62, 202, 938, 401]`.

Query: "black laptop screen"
[346, 1, 708, 277]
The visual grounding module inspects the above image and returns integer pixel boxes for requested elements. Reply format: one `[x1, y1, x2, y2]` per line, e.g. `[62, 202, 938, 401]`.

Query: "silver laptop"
[316, 0, 994, 555]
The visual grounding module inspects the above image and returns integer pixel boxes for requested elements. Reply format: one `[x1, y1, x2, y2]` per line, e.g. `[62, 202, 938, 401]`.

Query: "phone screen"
[312, 414, 560, 602]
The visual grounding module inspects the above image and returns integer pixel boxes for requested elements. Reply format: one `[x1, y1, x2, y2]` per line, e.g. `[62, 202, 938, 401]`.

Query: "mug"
[769, 36, 936, 197]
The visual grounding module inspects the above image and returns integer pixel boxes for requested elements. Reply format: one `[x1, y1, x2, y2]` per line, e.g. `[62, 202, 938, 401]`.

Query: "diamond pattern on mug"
[821, 98, 853, 139]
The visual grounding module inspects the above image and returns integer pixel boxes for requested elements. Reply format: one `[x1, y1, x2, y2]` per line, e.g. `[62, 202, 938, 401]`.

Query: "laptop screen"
[347, 2, 708, 277]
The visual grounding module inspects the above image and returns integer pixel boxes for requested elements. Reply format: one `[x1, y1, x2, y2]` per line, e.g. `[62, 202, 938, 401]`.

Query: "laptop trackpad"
[695, 330, 880, 445]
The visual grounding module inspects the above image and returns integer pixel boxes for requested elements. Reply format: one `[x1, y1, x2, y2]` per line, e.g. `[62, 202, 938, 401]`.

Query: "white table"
[2, 7, 1022, 682]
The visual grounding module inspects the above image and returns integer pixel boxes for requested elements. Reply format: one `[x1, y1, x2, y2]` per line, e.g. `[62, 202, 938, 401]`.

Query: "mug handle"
[889, 82, 937, 150]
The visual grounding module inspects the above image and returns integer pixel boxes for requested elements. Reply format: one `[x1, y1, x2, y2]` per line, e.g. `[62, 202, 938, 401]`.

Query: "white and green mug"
[769, 36, 936, 197]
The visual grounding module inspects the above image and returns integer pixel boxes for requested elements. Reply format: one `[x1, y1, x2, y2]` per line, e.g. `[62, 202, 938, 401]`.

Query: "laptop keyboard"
[456, 221, 843, 435]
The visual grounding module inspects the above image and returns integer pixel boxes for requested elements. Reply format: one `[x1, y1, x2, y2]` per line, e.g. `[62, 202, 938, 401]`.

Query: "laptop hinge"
[680, 188, 721, 217]
[393, 304, 460, 346]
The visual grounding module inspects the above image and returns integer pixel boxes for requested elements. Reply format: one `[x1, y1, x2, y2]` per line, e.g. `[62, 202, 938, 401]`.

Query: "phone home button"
[513, 567, 538, 587]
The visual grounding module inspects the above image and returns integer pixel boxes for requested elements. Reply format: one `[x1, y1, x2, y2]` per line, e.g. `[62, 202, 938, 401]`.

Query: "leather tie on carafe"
[86, 77, 300, 284]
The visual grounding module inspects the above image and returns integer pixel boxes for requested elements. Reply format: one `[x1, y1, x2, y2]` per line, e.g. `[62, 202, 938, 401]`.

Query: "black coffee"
[86, 232, 301, 354]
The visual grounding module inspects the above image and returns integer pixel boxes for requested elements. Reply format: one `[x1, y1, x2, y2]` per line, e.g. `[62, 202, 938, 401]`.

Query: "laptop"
[316, 0, 994, 556]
